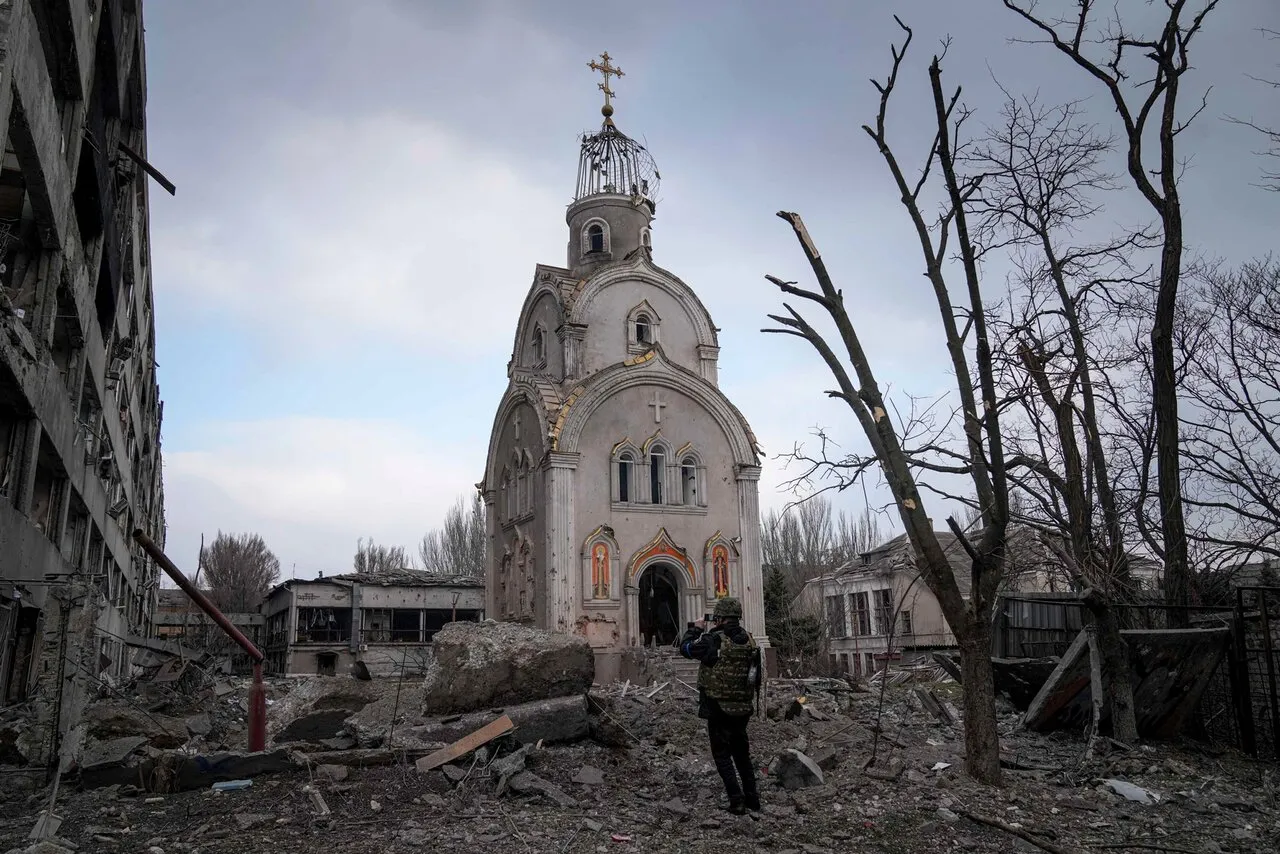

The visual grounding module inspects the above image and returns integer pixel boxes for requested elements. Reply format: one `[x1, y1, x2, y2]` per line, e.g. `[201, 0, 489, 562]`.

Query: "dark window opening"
[425, 607, 481, 641]
[649, 450, 665, 504]
[587, 223, 605, 253]
[680, 458, 696, 505]
[73, 142, 104, 244]
[296, 607, 352, 643]
[532, 327, 546, 364]
[635, 314, 651, 344]
[618, 452, 633, 502]
[94, 260, 117, 341]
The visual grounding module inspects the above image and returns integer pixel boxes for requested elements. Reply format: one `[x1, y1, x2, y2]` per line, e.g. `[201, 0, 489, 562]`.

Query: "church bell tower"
[567, 52, 660, 276]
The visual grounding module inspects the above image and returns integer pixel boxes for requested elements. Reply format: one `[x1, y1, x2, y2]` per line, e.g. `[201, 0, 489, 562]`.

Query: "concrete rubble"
[0, 626, 1275, 853]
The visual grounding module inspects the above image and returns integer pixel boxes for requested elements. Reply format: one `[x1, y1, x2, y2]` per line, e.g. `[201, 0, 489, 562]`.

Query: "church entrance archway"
[638, 563, 681, 647]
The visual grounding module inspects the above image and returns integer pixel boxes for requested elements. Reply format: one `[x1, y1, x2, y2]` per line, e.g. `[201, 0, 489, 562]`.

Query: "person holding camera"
[678, 597, 763, 815]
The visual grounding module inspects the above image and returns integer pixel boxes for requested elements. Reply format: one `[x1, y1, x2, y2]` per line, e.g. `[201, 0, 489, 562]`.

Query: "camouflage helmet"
[713, 597, 743, 619]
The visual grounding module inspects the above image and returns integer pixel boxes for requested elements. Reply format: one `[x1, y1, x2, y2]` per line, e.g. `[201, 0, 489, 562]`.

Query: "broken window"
[586, 223, 605, 253]
[872, 588, 893, 635]
[825, 594, 847, 637]
[634, 313, 652, 344]
[850, 592, 871, 636]
[531, 326, 546, 365]
[649, 448, 664, 504]
[362, 608, 421, 643]
[424, 608, 481, 641]
[900, 609, 913, 636]
[295, 607, 351, 643]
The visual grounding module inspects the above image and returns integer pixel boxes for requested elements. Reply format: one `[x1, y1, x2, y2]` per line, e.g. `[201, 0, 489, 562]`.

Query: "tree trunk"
[1082, 589, 1138, 743]
[957, 618, 1002, 785]
[1096, 605, 1138, 742]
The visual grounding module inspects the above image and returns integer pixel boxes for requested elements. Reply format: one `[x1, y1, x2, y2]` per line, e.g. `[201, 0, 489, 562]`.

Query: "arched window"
[650, 448, 665, 504]
[531, 327, 546, 365]
[641, 228, 652, 249]
[587, 223, 605, 253]
[681, 457, 697, 505]
[635, 313, 652, 345]
[618, 452, 634, 502]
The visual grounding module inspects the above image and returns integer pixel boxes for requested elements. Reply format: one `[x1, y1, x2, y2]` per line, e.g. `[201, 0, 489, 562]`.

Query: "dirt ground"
[1, 677, 1277, 854]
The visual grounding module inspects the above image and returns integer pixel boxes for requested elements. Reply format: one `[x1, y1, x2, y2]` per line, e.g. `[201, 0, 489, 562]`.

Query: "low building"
[796, 528, 1065, 677]
[150, 588, 265, 674]
[263, 568, 485, 677]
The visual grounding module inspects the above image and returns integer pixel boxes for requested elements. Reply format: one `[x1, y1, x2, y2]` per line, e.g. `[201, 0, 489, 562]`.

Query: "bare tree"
[968, 92, 1150, 741]
[419, 493, 487, 577]
[1004, 0, 1223, 623]
[201, 531, 280, 613]
[1227, 27, 1279, 191]
[764, 22, 1011, 783]
[1179, 259, 1280, 564]
[353, 537, 412, 574]
[832, 505, 887, 564]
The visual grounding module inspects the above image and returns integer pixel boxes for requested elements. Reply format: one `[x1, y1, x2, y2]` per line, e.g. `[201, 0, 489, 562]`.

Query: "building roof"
[267, 567, 484, 598]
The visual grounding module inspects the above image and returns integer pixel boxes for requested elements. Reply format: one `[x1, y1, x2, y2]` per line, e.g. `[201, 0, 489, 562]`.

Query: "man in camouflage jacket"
[679, 597, 762, 814]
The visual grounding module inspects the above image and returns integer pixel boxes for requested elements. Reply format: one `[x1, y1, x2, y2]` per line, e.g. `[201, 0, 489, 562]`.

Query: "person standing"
[678, 597, 762, 814]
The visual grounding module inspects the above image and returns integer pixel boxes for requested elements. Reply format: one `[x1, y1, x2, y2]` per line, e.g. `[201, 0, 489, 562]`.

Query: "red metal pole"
[133, 529, 268, 752]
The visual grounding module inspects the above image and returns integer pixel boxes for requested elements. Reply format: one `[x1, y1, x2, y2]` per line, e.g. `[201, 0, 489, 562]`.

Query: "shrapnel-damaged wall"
[0, 0, 167, 763]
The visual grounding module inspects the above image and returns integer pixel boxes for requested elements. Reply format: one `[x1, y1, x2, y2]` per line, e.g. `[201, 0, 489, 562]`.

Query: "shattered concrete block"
[81, 702, 188, 749]
[505, 770, 576, 807]
[315, 764, 349, 782]
[185, 714, 212, 737]
[773, 749, 824, 790]
[422, 621, 594, 714]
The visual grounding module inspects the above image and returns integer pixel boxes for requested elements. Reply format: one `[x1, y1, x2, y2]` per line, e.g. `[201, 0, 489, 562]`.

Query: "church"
[482, 53, 768, 679]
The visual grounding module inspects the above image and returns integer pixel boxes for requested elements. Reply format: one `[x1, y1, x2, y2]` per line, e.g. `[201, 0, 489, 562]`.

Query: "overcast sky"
[142, 0, 1278, 580]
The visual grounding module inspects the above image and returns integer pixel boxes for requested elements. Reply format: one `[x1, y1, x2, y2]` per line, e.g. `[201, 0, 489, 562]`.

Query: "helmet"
[713, 597, 743, 620]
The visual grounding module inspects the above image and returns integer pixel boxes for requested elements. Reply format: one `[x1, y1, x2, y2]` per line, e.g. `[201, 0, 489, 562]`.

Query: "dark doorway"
[316, 652, 338, 677]
[639, 564, 681, 647]
[4, 608, 39, 705]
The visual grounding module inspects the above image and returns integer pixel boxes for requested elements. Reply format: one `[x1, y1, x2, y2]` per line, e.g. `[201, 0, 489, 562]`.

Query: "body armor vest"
[697, 631, 759, 716]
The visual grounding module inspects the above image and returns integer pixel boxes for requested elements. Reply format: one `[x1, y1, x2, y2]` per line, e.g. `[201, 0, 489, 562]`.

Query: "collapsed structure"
[0, 0, 167, 763]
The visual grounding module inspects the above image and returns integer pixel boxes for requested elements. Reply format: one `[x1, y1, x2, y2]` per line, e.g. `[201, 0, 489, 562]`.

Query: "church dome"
[574, 121, 660, 212]
[573, 52, 660, 213]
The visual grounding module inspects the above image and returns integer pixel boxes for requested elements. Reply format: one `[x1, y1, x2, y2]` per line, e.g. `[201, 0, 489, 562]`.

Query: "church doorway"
[638, 563, 681, 647]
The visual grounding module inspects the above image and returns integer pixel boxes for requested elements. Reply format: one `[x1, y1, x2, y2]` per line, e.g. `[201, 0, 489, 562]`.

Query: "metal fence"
[994, 590, 1280, 760]
[1234, 587, 1280, 760]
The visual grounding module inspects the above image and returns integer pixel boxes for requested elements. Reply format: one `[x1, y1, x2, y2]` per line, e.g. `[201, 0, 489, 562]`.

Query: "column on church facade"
[735, 465, 769, 647]
[482, 490, 498, 618]
[545, 452, 580, 633]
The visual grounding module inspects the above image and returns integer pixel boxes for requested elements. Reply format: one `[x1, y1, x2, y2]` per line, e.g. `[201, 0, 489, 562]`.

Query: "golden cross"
[588, 51, 624, 118]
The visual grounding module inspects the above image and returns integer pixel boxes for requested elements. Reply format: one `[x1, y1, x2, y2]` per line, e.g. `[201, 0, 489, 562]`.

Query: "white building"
[482, 54, 767, 680]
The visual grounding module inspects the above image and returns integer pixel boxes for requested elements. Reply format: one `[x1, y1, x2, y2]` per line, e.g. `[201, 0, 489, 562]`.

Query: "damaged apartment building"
[0, 0, 167, 763]
[264, 568, 484, 678]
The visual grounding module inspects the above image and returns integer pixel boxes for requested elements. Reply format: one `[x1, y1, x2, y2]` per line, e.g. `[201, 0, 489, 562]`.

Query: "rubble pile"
[0, 634, 1276, 853]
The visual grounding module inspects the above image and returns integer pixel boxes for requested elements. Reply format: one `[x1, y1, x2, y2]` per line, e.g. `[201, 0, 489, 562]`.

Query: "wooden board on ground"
[416, 714, 515, 772]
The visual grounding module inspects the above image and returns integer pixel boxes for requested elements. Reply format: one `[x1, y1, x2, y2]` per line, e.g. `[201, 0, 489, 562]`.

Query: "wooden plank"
[415, 715, 514, 772]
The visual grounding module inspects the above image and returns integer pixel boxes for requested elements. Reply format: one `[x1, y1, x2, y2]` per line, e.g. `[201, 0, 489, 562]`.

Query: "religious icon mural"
[592, 542, 610, 599]
[712, 544, 730, 598]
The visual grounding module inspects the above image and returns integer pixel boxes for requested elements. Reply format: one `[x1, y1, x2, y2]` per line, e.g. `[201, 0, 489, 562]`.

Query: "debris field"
[0, 622, 1276, 854]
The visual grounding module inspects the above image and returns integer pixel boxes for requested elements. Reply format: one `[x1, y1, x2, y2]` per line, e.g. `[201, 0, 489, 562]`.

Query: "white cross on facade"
[648, 390, 667, 424]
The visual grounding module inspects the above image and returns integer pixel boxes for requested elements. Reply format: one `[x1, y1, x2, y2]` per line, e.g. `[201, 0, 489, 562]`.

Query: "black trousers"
[707, 714, 756, 798]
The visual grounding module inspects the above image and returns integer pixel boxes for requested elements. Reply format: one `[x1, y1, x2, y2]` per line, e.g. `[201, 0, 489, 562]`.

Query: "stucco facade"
[483, 82, 767, 679]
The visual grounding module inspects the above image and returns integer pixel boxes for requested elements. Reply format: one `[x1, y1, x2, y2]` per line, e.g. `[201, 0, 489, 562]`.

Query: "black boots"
[744, 792, 761, 813]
